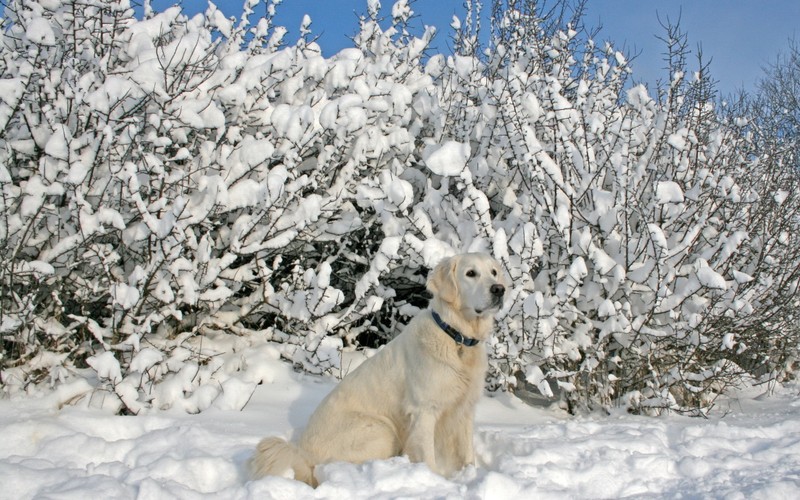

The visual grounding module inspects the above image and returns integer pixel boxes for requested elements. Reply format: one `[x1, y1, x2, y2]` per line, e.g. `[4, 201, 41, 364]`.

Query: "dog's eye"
[491, 269, 498, 277]
[466, 269, 477, 278]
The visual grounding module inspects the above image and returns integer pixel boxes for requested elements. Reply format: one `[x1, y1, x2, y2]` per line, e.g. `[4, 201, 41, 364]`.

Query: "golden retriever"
[250, 253, 508, 486]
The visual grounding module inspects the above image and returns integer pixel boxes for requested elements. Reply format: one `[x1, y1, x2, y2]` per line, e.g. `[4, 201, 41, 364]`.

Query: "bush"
[1, 0, 798, 415]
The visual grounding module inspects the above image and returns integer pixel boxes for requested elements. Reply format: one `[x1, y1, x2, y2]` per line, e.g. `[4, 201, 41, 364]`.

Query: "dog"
[250, 253, 508, 486]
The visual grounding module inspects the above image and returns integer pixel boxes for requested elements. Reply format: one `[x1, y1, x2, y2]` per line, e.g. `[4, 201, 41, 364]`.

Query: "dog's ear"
[427, 256, 459, 306]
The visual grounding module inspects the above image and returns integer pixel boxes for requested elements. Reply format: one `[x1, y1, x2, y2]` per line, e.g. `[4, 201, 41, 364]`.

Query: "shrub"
[1, 0, 797, 415]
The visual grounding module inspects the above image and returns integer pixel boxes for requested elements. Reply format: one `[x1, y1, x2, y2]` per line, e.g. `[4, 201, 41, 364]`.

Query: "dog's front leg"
[436, 406, 476, 474]
[403, 410, 440, 473]
[457, 411, 476, 467]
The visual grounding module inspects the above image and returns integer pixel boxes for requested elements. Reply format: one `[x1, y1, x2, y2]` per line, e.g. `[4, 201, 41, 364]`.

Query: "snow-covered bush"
[1, 0, 798, 415]
[440, 3, 800, 414]
[0, 0, 441, 413]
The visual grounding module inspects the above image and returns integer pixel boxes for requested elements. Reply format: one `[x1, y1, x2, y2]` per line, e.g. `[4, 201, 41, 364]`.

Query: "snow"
[696, 258, 728, 290]
[110, 283, 141, 310]
[3, 0, 799, 471]
[380, 171, 414, 212]
[25, 17, 57, 46]
[422, 141, 470, 176]
[656, 181, 685, 204]
[391, 0, 412, 22]
[722, 332, 737, 350]
[85, 352, 123, 385]
[667, 128, 689, 151]
[44, 124, 71, 160]
[2, 353, 799, 499]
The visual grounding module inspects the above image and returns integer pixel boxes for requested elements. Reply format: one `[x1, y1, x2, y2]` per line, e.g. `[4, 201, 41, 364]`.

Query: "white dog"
[250, 253, 508, 486]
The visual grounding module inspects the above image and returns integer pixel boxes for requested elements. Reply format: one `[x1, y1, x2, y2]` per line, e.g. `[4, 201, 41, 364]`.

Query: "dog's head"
[427, 253, 508, 319]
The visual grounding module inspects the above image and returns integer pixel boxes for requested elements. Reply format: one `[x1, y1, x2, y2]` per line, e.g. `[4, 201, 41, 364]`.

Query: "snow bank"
[1, 354, 799, 499]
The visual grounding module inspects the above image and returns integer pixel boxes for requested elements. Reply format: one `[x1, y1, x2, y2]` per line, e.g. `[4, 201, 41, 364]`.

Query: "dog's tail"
[249, 436, 317, 486]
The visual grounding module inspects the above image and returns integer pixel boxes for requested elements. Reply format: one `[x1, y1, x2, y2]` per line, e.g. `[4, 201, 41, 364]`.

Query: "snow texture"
[423, 141, 471, 176]
[1, 354, 799, 499]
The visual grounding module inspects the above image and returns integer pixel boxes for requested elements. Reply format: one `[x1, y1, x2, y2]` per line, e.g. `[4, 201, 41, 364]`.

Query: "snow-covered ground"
[2, 354, 799, 500]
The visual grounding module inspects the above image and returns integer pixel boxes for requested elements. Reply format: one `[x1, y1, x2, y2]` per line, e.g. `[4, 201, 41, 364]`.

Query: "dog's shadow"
[286, 374, 335, 439]
[283, 348, 375, 430]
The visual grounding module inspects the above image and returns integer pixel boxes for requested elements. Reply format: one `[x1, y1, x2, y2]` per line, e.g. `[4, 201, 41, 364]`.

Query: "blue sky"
[148, 0, 799, 96]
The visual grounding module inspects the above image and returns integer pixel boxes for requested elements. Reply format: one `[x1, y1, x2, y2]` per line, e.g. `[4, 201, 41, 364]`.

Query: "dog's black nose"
[491, 284, 505, 297]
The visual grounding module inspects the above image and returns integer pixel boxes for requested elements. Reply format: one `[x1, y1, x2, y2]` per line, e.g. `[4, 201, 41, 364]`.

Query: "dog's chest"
[446, 342, 487, 386]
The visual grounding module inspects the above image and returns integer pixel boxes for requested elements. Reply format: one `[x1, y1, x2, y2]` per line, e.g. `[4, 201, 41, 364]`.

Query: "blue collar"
[431, 310, 480, 347]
